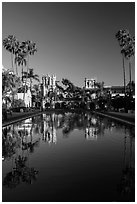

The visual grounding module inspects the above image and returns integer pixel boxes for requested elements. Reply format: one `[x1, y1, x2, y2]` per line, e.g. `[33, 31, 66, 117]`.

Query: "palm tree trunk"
[22, 65, 24, 82]
[23, 55, 29, 101]
[15, 56, 18, 76]
[129, 58, 132, 96]
[12, 91, 15, 108]
[122, 54, 126, 96]
[30, 78, 32, 93]
[11, 52, 14, 73]
[5, 96, 7, 109]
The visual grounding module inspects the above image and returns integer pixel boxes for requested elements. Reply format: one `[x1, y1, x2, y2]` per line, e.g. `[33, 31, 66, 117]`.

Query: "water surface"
[2, 111, 135, 202]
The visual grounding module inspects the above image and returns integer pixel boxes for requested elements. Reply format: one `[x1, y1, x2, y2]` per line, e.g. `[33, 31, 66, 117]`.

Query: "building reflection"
[42, 113, 57, 144]
[2, 111, 135, 194]
[84, 113, 105, 140]
[40, 112, 116, 140]
[3, 112, 133, 151]
[85, 127, 97, 140]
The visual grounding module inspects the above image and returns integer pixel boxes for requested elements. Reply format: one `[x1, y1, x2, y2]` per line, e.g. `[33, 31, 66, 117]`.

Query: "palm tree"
[21, 40, 37, 100]
[3, 155, 38, 188]
[15, 52, 27, 82]
[121, 36, 135, 96]
[14, 40, 22, 76]
[115, 29, 130, 95]
[3, 35, 18, 74]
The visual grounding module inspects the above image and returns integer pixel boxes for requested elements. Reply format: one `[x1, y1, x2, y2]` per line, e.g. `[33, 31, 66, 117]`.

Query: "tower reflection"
[42, 113, 57, 144]
[2, 111, 135, 196]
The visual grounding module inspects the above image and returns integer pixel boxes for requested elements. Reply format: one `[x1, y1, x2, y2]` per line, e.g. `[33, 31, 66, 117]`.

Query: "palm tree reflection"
[3, 119, 39, 189]
[3, 111, 135, 195]
[2, 125, 21, 160]
[117, 127, 135, 200]
[3, 155, 38, 188]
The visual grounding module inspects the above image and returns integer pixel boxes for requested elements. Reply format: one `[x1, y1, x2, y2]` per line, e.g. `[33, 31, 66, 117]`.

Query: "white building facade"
[84, 78, 98, 99]
[42, 74, 57, 109]
[85, 78, 97, 89]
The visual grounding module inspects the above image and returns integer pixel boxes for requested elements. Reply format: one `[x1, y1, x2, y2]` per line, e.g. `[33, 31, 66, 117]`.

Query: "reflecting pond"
[2, 111, 135, 202]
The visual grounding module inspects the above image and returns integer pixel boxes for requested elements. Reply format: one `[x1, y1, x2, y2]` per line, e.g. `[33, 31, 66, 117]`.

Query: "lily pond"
[2, 111, 135, 202]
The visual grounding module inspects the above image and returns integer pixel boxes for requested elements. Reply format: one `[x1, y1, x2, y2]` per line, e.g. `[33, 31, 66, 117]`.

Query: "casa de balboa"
[41, 74, 57, 108]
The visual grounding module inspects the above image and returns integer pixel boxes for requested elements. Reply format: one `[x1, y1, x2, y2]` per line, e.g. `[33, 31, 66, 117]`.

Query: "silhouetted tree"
[115, 29, 130, 95]
[3, 35, 18, 74]
[121, 36, 135, 96]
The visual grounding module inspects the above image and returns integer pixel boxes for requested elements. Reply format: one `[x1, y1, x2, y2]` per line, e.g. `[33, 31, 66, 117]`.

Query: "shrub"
[11, 99, 25, 108]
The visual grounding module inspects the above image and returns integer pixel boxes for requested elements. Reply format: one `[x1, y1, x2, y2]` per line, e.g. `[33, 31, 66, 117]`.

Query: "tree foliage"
[11, 99, 25, 108]
[2, 68, 21, 97]
[22, 68, 39, 83]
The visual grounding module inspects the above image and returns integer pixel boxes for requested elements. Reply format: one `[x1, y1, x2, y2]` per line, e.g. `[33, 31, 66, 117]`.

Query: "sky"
[2, 2, 135, 87]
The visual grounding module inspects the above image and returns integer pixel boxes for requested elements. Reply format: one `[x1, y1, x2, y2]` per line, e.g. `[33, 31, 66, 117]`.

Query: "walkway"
[106, 111, 135, 122]
[2, 110, 41, 127]
[94, 111, 135, 126]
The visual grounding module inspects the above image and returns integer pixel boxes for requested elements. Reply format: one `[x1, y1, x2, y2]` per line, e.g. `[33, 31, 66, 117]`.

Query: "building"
[103, 85, 125, 97]
[84, 78, 98, 99]
[84, 77, 131, 98]
[42, 74, 56, 95]
[42, 74, 57, 108]
[85, 78, 97, 89]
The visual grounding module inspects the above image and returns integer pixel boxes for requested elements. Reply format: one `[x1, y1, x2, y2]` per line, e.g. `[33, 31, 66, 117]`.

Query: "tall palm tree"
[21, 40, 37, 100]
[121, 36, 135, 96]
[15, 52, 27, 82]
[3, 35, 18, 74]
[115, 29, 130, 95]
[14, 40, 22, 76]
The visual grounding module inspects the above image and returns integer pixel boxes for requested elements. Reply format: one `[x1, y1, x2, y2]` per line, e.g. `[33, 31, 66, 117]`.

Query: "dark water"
[2, 111, 135, 202]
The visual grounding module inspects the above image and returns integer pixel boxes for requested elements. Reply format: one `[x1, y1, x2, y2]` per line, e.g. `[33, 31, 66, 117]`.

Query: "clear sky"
[2, 2, 135, 87]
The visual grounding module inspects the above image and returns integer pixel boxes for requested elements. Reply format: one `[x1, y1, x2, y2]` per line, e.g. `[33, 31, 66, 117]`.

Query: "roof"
[104, 86, 124, 90]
